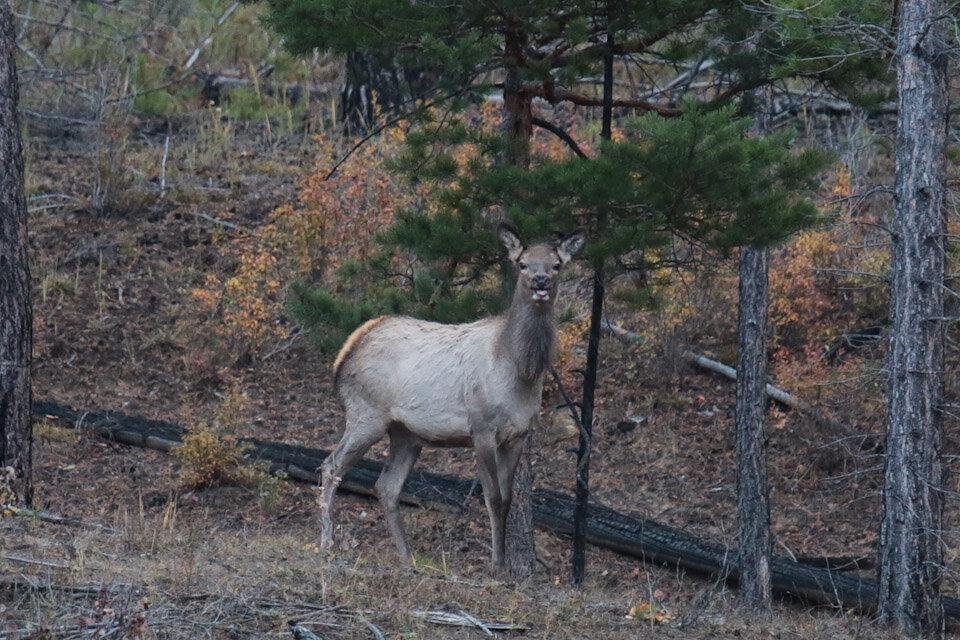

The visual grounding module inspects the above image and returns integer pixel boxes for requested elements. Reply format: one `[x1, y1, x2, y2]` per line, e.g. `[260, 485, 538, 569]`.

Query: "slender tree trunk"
[0, 0, 33, 506]
[735, 81, 773, 609]
[735, 246, 771, 608]
[877, 0, 949, 633]
[571, 24, 613, 587]
[501, 18, 535, 582]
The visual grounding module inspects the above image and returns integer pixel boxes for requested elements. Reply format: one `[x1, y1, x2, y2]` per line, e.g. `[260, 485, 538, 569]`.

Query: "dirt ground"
[3, 124, 957, 638]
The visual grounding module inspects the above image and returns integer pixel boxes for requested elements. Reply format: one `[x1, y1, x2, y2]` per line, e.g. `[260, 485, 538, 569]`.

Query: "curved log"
[33, 400, 960, 620]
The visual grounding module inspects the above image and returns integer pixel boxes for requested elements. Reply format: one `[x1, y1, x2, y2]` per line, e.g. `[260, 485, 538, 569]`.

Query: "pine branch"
[530, 116, 590, 159]
[546, 10, 715, 68]
[515, 83, 682, 116]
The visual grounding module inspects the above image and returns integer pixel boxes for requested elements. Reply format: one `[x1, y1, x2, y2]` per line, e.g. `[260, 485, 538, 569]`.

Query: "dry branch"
[34, 400, 960, 619]
[2, 504, 117, 533]
[288, 621, 326, 640]
[411, 610, 527, 634]
[3, 552, 70, 569]
[601, 321, 879, 451]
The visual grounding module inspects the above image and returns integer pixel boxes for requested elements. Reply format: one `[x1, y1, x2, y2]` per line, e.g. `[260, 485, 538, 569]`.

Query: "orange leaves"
[769, 229, 840, 337]
[832, 163, 853, 200]
[187, 123, 413, 352]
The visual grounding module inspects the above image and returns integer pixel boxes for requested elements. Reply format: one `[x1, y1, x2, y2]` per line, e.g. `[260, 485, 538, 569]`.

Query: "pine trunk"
[877, 0, 949, 633]
[735, 246, 771, 609]
[338, 52, 432, 131]
[0, 0, 33, 506]
[735, 81, 773, 610]
[572, 23, 613, 587]
[501, 19, 535, 582]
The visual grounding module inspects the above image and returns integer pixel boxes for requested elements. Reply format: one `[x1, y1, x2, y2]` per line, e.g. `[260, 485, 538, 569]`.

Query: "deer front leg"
[474, 436, 506, 571]
[496, 434, 527, 527]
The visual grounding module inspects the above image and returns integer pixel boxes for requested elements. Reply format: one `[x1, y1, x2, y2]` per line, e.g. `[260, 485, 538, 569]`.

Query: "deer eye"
[552, 263, 560, 271]
[518, 261, 527, 270]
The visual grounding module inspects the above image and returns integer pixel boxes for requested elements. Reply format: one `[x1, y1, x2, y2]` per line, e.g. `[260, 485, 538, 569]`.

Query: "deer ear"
[557, 230, 586, 264]
[498, 224, 524, 262]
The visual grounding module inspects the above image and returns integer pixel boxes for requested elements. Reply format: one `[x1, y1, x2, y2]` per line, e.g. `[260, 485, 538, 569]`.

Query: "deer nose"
[532, 275, 550, 290]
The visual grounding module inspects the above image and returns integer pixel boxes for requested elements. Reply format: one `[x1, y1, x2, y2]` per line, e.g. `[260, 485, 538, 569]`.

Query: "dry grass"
[1, 432, 909, 640]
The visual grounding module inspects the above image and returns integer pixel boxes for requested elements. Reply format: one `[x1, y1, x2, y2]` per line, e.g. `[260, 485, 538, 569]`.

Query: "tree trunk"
[735, 81, 773, 610]
[339, 53, 433, 132]
[0, 0, 33, 506]
[735, 246, 771, 609]
[500, 18, 535, 582]
[572, 23, 613, 587]
[877, 0, 949, 633]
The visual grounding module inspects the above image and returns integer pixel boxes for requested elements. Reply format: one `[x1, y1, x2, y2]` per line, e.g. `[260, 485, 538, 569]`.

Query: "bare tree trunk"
[501, 18, 535, 582]
[0, 0, 33, 506]
[877, 0, 949, 633]
[735, 246, 771, 608]
[338, 52, 434, 132]
[572, 22, 613, 587]
[735, 81, 773, 609]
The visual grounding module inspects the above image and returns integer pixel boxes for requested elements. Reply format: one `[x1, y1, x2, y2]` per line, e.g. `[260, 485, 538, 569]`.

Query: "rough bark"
[339, 52, 432, 131]
[735, 83, 773, 610]
[500, 18, 536, 582]
[877, 0, 949, 633]
[736, 246, 771, 609]
[501, 20, 532, 169]
[0, 0, 32, 506]
[572, 24, 613, 587]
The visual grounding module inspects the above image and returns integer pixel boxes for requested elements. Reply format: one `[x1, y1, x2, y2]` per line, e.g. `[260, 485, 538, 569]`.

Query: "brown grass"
[1, 431, 908, 639]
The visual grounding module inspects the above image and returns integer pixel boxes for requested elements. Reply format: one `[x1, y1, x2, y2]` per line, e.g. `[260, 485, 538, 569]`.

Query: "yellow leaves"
[831, 163, 852, 199]
[626, 602, 672, 625]
[174, 425, 249, 490]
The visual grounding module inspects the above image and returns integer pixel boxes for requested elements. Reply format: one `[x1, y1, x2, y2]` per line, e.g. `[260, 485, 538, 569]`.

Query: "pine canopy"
[262, 0, 885, 347]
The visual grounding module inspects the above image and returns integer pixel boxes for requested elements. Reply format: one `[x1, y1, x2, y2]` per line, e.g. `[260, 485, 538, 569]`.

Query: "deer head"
[498, 224, 586, 303]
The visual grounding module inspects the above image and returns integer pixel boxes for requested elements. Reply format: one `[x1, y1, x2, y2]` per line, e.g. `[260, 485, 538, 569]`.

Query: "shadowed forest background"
[2, 0, 960, 638]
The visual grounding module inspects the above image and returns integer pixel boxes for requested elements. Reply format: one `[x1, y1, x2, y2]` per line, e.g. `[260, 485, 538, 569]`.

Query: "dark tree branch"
[531, 116, 590, 159]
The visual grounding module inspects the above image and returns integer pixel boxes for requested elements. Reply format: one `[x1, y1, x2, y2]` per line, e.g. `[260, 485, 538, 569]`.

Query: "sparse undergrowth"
[0, 431, 912, 639]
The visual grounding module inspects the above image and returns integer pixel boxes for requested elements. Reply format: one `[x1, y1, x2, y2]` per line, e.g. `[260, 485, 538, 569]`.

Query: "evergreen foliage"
[261, 0, 884, 346]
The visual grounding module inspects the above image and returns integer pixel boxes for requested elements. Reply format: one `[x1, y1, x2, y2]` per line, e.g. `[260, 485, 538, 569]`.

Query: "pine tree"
[877, 0, 950, 632]
[265, 0, 884, 581]
[0, 0, 32, 506]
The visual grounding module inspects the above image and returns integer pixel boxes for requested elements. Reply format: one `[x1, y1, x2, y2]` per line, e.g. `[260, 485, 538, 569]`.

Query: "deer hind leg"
[475, 440, 506, 571]
[319, 403, 385, 556]
[376, 425, 422, 564]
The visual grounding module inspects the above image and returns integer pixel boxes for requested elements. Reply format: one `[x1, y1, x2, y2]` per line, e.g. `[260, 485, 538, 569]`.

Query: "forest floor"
[1, 120, 955, 639]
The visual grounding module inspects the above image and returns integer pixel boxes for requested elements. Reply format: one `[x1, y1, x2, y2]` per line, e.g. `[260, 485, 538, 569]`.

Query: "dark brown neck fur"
[497, 284, 555, 383]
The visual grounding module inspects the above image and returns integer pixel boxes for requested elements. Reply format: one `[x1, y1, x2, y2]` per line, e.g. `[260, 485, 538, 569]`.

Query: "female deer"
[320, 225, 585, 570]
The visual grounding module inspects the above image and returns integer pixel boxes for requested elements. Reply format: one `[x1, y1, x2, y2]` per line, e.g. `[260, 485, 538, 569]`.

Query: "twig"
[410, 610, 527, 633]
[2, 504, 118, 533]
[192, 211, 241, 231]
[549, 367, 587, 442]
[160, 135, 170, 197]
[3, 553, 71, 569]
[181, 2, 240, 73]
[263, 328, 303, 361]
[324, 85, 474, 181]
[0, 575, 135, 596]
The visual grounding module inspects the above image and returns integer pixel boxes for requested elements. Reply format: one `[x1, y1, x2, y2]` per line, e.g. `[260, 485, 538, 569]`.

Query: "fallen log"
[34, 400, 960, 619]
[601, 321, 879, 451]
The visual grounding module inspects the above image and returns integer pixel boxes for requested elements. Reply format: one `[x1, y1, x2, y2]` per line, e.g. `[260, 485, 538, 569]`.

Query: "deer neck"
[498, 284, 556, 384]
